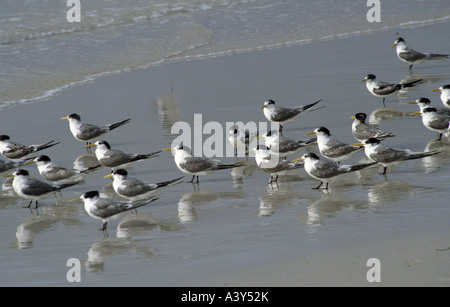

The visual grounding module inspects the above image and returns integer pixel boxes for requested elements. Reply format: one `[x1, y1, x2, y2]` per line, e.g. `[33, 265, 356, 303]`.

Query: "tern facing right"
[292, 152, 376, 190]
[354, 138, 440, 174]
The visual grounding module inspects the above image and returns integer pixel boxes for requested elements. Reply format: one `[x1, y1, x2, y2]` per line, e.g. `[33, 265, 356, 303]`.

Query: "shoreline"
[0, 21, 449, 287]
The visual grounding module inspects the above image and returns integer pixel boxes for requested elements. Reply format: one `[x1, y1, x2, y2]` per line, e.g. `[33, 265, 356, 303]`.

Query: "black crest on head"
[98, 140, 111, 149]
[83, 190, 99, 199]
[0, 135, 11, 141]
[68, 113, 81, 121]
[16, 169, 30, 176]
[114, 169, 128, 176]
[366, 138, 381, 145]
[36, 155, 51, 162]
[317, 127, 331, 136]
[355, 113, 367, 122]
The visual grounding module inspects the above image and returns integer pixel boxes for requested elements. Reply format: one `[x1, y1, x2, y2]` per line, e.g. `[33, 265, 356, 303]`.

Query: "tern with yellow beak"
[410, 107, 450, 141]
[430, 85, 450, 110]
[71, 190, 158, 231]
[86, 140, 160, 169]
[260, 99, 322, 132]
[391, 37, 449, 71]
[350, 113, 395, 142]
[60, 113, 130, 147]
[292, 153, 376, 190]
[163, 145, 245, 183]
[352, 138, 440, 174]
[305, 127, 363, 163]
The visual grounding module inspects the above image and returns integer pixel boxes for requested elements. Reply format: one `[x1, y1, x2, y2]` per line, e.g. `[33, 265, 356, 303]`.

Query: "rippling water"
[1, 0, 449, 109]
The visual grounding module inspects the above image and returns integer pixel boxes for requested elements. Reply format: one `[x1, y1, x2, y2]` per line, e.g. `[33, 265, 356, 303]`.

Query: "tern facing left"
[104, 169, 183, 201]
[361, 74, 422, 106]
[0, 135, 59, 162]
[408, 97, 450, 117]
[391, 37, 449, 70]
[24, 155, 101, 184]
[305, 127, 364, 163]
[72, 190, 158, 231]
[353, 138, 440, 174]
[228, 126, 258, 157]
[410, 107, 450, 141]
[61, 113, 131, 146]
[430, 85, 450, 110]
[351, 113, 395, 142]
[87, 140, 160, 169]
[3, 169, 80, 209]
[163, 145, 245, 183]
[260, 99, 322, 132]
[247, 145, 304, 184]
[292, 152, 376, 190]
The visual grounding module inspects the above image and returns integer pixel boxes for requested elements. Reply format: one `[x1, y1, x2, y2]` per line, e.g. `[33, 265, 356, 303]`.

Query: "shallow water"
[0, 14, 449, 286]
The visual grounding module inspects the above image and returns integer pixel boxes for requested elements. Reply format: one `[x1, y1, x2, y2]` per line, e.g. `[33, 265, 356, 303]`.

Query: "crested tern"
[353, 138, 440, 174]
[391, 37, 449, 70]
[351, 112, 395, 142]
[408, 97, 450, 117]
[86, 140, 160, 169]
[410, 106, 450, 141]
[247, 145, 304, 184]
[0, 135, 59, 162]
[24, 155, 101, 184]
[227, 125, 258, 157]
[260, 99, 322, 132]
[305, 127, 364, 163]
[61, 113, 131, 147]
[260, 130, 316, 158]
[430, 85, 450, 110]
[361, 74, 422, 106]
[163, 144, 245, 183]
[3, 169, 80, 208]
[72, 190, 158, 231]
[104, 168, 183, 201]
[292, 152, 376, 190]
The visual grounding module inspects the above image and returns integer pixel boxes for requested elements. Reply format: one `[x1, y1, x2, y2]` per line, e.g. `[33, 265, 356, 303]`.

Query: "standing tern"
[353, 138, 440, 174]
[410, 107, 450, 141]
[361, 74, 422, 106]
[227, 126, 259, 157]
[391, 37, 449, 70]
[305, 127, 364, 163]
[408, 97, 450, 117]
[0, 135, 59, 162]
[351, 113, 395, 142]
[292, 152, 376, 190]
[61, 113, 131, 147]
[104, 169, 183, 201]
[3, 169, 80, 209]
[247, 145, 304, 184]
[259, 130, 316, 158]
[430, 85, 450, 110]
[260, 99, 322, 132]
[24, 155, 101, 184]
[86, 140, 160, 169]
[162, 145, 245, 183]
[71, 190, 158, 231]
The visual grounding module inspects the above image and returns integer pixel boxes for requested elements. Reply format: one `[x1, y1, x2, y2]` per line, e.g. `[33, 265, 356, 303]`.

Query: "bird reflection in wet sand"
[367, 180, 432, 205]
[153, 86, 181, 129]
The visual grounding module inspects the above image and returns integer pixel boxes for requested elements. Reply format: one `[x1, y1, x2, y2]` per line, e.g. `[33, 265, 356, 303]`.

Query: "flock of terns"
[0, 37, 449, 232]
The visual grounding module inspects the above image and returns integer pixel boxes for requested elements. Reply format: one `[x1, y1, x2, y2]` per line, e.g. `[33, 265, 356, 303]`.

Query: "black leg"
[382, 98, 386, 107]
[382, 167, 387, 175]
[313, 182, 323, 190]
[100, 222, 107, 231]
[189, 175, 195, 183]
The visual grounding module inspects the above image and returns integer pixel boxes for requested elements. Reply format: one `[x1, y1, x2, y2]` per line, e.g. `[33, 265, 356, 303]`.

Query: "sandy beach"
[0, 18, 449, 288]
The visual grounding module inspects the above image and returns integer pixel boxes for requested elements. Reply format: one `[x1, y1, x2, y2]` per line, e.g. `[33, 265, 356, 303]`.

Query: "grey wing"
[100, 149, 131, 167]
[77, 123, 106, 140]
[373, 82, 399, 95]
[117, 179, 156, 197]
[2, 143, 33, 159]
[91, 199, 127, 218]
[322, 139, 359, 158]
[429, 116, 450, 130]
[312, 160, 341, 179]
[43, 166, 78, 181]
[21, 179, 58, 196]
[270, 106, 300, 122]
[278, 139, 306, 153]
[180, 157, 214, 173]
[398, 48, 427, 62]
[370, 147, 407, 163]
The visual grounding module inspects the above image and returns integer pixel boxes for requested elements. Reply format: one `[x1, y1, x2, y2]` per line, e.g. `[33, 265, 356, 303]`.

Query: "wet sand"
[0, 21, 449, 287]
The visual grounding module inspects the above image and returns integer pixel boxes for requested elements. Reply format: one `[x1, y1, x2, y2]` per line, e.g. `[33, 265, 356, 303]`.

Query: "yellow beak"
[351, 143, 364, 147]
[350, 115, 356, 119]
[391, 43, 397, 49]
[259, 105, 266, 110]
[2, 174, 14, 178]
[430, 88, 441, 92]
[304, 131, 316, 136]
[69, 197, 82, 203]
[361, 79, 367, 82]
[409, 112, 421, 116]
[84, 144, 97, 148]
[22, 160, 36, 166]
[407, 101, 417, 105]
[103, 174, 113, 179]
[291, 157, 304, 163]
[162, 148, 173, 152]
[60, 116, 69, 120]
